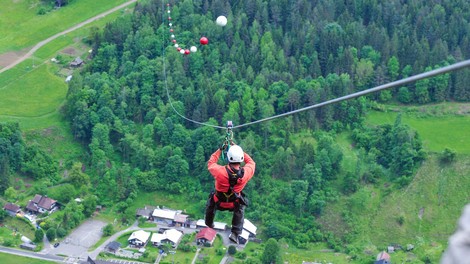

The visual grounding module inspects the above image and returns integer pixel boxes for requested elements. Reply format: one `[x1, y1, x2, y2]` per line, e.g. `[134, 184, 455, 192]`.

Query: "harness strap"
[213, 166, 245, 210]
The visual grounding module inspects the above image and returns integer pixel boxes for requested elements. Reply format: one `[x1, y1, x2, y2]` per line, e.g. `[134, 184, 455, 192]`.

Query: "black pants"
[205, 194, 245, 235]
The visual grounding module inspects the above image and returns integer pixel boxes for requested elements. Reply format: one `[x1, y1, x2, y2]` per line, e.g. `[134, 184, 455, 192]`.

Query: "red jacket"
[208, 149, 256, 193]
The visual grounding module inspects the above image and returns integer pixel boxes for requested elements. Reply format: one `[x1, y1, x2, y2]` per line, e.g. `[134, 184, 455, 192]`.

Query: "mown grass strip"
[0, 252, 56, 264]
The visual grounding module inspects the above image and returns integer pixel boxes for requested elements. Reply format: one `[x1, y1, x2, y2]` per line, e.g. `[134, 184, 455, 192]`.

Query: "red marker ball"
[177, 47, 182, 51]
[199, 37, 209, 45]
[184, 49, 190, 55]
[172, 39, 176, 43]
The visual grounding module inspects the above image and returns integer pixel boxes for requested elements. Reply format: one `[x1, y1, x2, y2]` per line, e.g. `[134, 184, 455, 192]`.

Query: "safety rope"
[161, 1, 225, 129]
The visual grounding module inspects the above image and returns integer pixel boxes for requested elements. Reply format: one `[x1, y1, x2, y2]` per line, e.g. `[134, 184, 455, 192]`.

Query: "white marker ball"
[190, 46, 197, 53]
[174, 44, 179, 48]
[180, 49, 185, 54]
[216, 16, 227, 26]
[171, 34, 175, 38]
[169, 23, 172, 26]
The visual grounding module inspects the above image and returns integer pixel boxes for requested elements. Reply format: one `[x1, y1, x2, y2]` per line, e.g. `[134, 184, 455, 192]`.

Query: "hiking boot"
[229, 232, 239, 244]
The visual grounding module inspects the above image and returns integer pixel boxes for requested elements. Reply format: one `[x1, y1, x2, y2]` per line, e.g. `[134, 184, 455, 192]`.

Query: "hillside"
[321, 104, 470, 263]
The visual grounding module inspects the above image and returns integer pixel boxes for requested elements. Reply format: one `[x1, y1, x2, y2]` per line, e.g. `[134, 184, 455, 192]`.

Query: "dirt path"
[0, 0, 138, 74]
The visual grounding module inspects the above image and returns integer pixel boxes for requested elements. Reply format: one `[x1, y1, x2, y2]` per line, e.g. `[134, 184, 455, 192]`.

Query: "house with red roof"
[196, 227, 217, 246]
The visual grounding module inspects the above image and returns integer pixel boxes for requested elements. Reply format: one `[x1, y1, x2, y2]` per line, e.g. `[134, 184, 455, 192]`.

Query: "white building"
[151, 229, 183, 248]
[196, 219, 227, 231]
[128, 230, 151, 247]
[243, 219, 257, 237]
[152, 208, 180, 224]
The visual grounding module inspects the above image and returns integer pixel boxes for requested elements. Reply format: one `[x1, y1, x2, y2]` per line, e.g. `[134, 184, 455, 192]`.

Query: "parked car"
[54, 243, 60, 248]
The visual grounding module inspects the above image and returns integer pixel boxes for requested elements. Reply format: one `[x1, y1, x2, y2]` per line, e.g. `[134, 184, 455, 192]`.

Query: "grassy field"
[0, 0, 128, 53]
[366, 105, 470, 154]
[3, 217, 36, 241]
[0, 0, 129, 134]
[0, 63, 66, 117]
[0, 252, 55, 264]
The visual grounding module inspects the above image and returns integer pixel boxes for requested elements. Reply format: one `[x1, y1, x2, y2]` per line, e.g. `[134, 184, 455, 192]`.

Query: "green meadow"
[366, 107, 470, 154]
[0, 63, 66, 117]
[0, 2, 128, 131]
[0, 0, 128, 53]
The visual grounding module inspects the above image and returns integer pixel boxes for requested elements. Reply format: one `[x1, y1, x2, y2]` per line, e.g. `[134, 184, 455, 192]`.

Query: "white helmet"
[227, 145, 244, 163]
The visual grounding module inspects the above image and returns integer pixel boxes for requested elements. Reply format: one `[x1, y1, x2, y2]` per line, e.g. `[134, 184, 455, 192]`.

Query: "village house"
[173, 213, 190, 227]
[243, 219, 257, 238]
[3, 202, 21, 217]
[150, 229, 183, 248]
[196, 227, 217, 246]
[69, 57, 84, 67]
[238, 230, 250, 245]
[20, 243, 37, 251]
[136, 205, 156, 220]
[105, 241, 121, 254]
[26, 194, 58, 214]
[152, 208, 180, 224]
[196, 219, 227, 231]
[128, 230, 151, 248]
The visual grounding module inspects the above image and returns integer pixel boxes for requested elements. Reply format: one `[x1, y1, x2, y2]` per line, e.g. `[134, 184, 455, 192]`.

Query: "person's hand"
[219, 142, 228, 151]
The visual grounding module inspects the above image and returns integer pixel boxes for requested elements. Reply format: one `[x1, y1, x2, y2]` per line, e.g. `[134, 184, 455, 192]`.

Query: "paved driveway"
[42, 219, 107, 260]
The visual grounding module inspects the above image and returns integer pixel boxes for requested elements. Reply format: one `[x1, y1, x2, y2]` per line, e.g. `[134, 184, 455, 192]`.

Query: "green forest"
[1, 0, 470, 263]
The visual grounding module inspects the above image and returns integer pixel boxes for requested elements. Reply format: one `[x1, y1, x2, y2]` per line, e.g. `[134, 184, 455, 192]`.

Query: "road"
[0, 0, 138, 74]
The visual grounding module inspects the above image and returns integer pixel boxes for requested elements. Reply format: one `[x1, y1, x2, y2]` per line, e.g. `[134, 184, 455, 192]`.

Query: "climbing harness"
[212, 164, 247, 211]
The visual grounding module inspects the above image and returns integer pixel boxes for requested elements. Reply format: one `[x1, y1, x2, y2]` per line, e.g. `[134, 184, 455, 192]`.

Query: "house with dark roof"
[70, 57, 84, 67]
[136, 205, 156, 220]
[196, 227, 217, 246]
[26, 194, 58, 214]
[20, 243, 37, 251]
[3, 202, 21, 216]
[105, 241, 121, 254]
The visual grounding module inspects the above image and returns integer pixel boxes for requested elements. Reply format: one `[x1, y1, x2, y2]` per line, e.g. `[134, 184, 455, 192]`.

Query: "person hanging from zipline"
[205, 141, 256, 244]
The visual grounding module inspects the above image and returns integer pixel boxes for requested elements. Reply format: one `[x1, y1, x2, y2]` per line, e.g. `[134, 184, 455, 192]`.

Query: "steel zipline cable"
[233, 59, 470, 129]
[161, 3, 470, 131]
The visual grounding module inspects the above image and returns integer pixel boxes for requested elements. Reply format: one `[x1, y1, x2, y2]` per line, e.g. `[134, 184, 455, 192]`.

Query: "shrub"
[3, 238, 15, 247]
[235, 251, 247, 259]
[228, 245, 237, 255]
[397, 215, 405, 226]
[57, 227, 67, 238]
[441, 148, 457, 163]
[102, 223, 114, 236]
